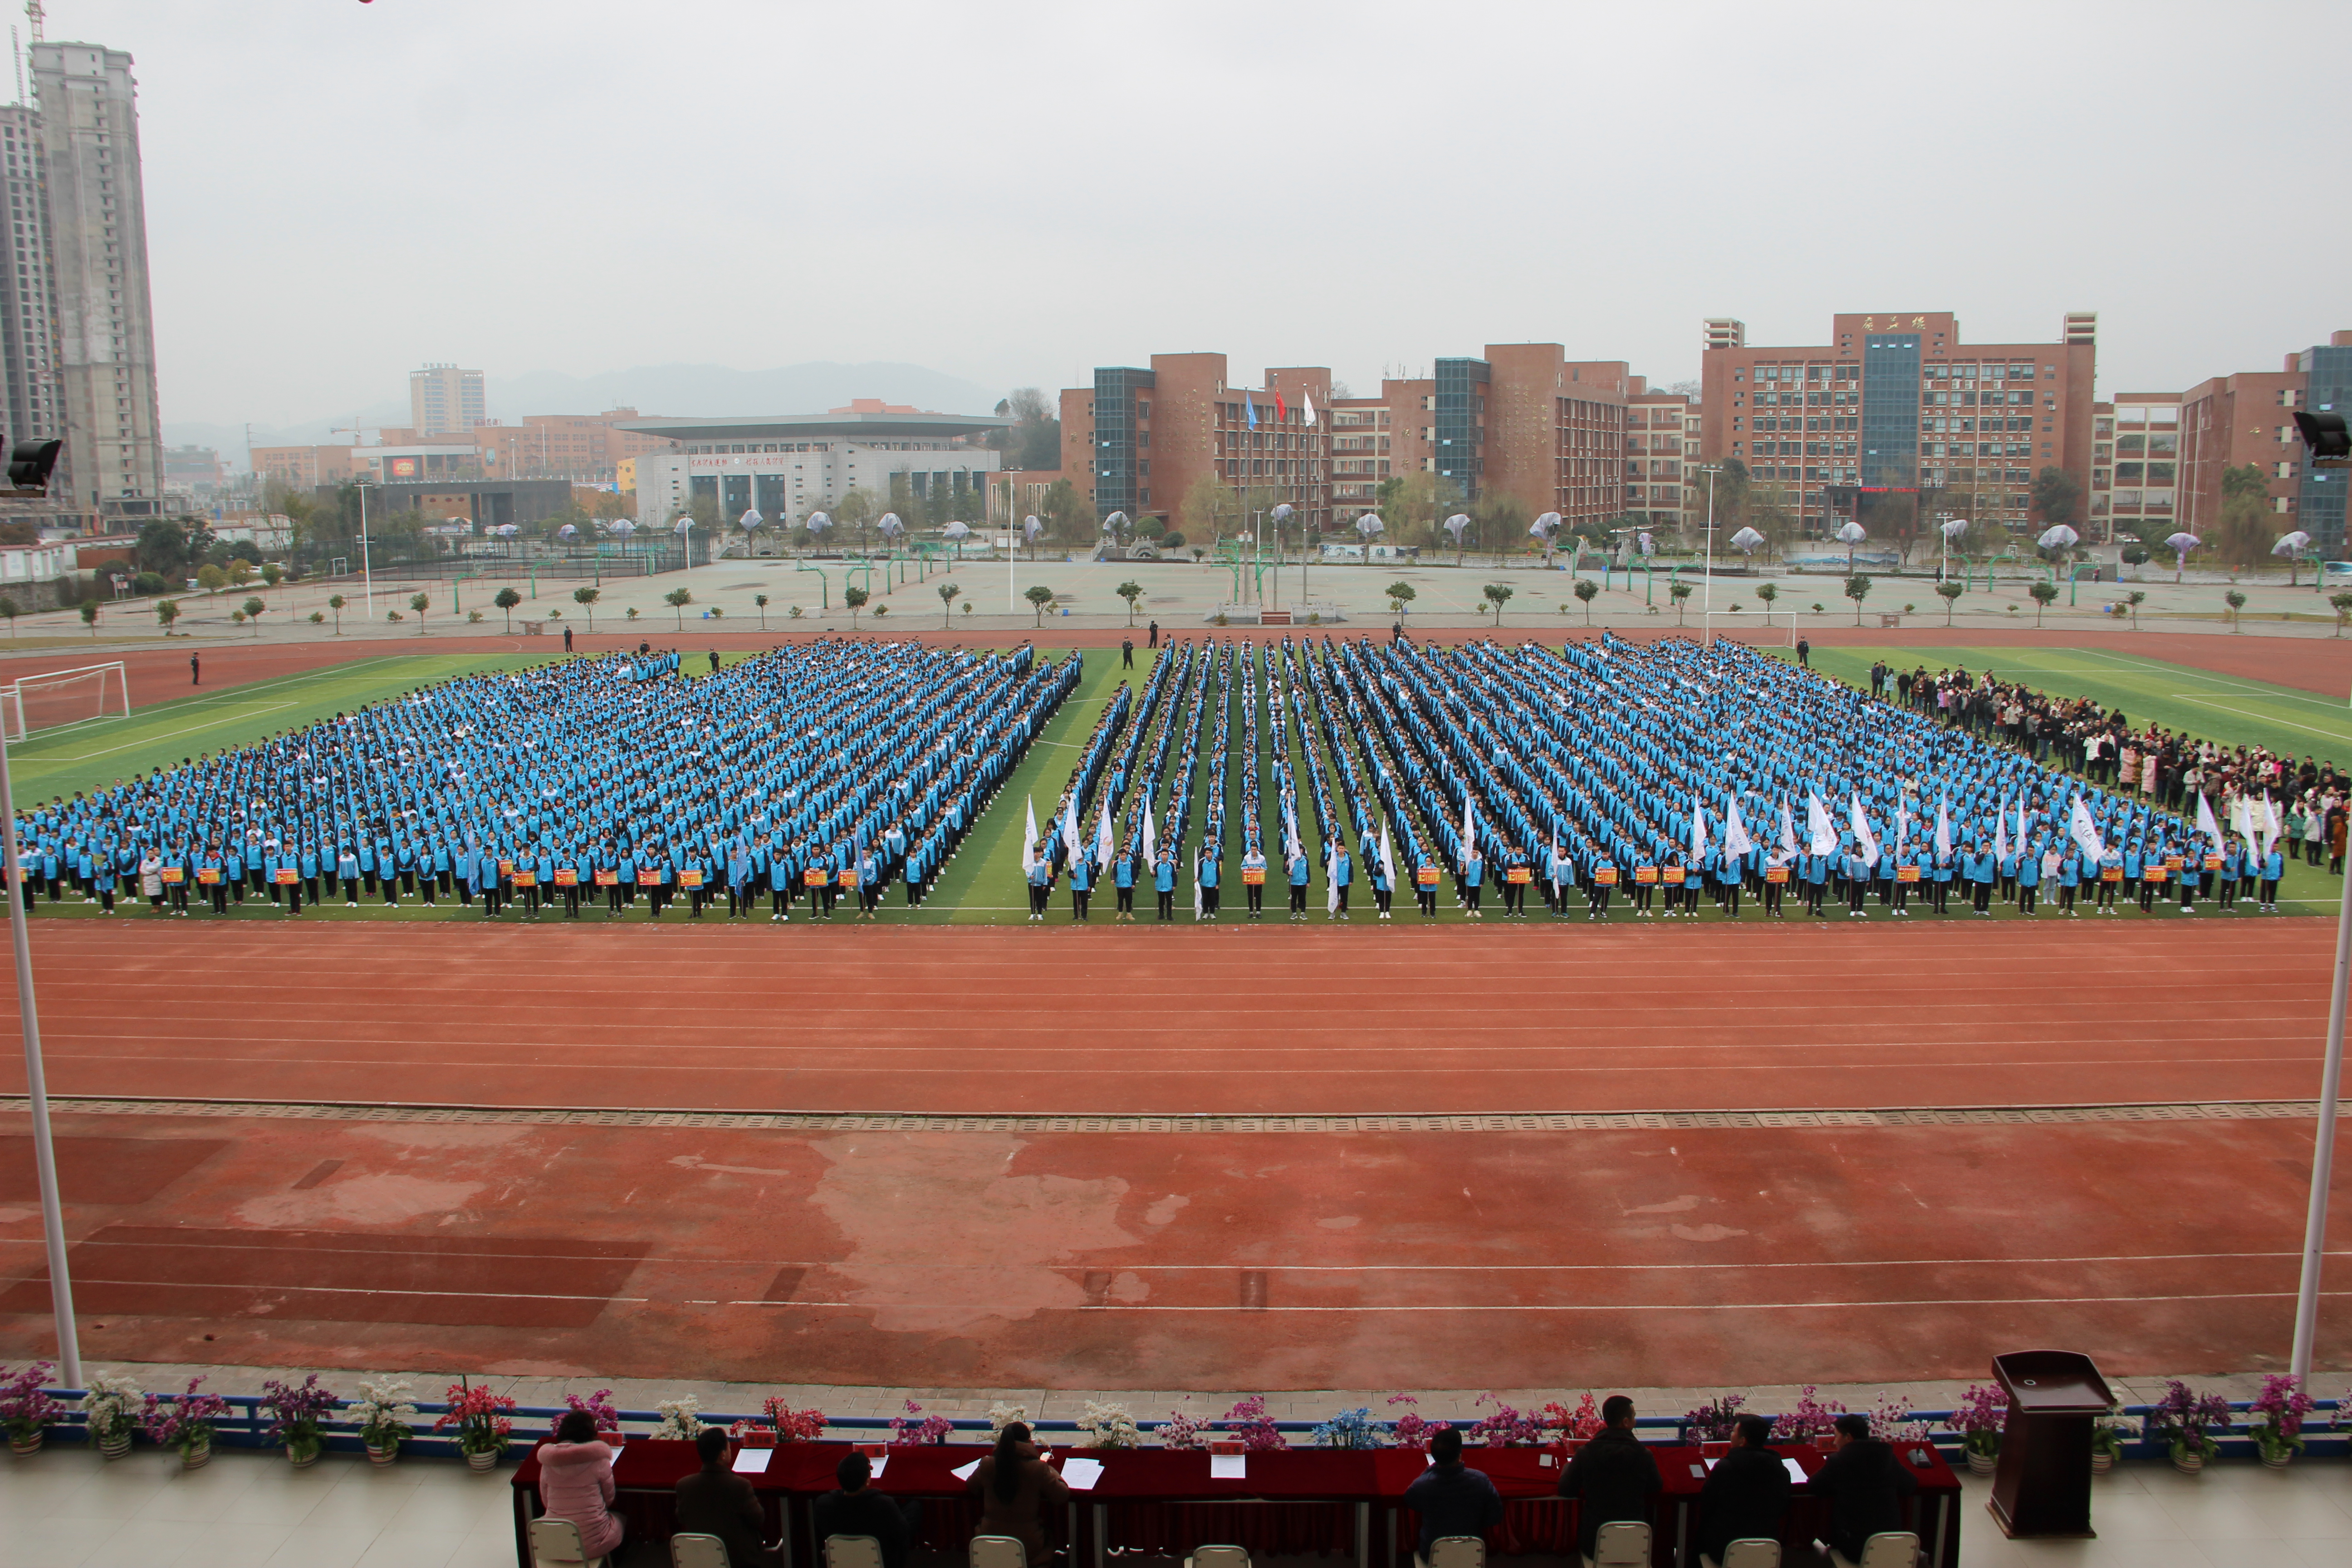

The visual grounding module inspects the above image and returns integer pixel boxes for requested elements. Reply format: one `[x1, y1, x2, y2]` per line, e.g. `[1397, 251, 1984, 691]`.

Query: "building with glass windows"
[620, 407, 1006, 529]
[1698, 312, 2098, 540]
[2179, 331, 2352, 554]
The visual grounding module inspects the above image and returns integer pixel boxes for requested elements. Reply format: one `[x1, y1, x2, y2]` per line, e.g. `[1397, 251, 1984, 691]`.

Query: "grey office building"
[0, 101, 66, 519]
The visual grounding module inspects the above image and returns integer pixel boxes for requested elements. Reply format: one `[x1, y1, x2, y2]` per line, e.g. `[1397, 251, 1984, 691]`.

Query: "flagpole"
[2291, 823, 2352, 1391]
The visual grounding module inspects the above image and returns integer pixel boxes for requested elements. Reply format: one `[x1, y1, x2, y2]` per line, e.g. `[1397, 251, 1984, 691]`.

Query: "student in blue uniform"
[1068, 848, 1092, 922]
[1329, 842, 1352, 920]
[1197, 846, 1218, 921]
[1114, 851, 1136, 922]
[1153, 848, 1176, 921]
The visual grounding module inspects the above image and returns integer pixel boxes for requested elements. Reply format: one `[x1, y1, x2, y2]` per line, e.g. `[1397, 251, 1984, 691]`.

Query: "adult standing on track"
[190, 652, 199, 686]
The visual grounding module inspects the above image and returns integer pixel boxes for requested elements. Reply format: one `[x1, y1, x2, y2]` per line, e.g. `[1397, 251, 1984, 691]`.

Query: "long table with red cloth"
[510, 1438, 1960, 1568]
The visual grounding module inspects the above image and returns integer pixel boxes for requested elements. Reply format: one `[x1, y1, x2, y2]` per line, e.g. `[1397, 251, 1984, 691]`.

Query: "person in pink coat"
[538, 1410, 625, 1559]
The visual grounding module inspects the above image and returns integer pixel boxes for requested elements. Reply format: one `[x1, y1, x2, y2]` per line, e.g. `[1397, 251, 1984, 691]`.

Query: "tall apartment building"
[2179, 332, 2352, 554]
[1699, 312, 2097, 538]
[2089, 394, 2184, 542]
[29, 37, 162, 521]
[0, 103, 60, 516]
[410, 363, 485, 435]
[1625, 386, 1701, 532]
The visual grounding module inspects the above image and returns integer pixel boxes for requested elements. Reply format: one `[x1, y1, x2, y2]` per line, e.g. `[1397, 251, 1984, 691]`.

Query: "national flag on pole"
[1245, 391, 1259, 431]
[1807, 791, 1838, 856]
[1275, 391, 1289, 424]
[1095, 800, 1113, 871]
[1303, 391, 1317, 427]
[1723, 798, 1754, 860]
[1021, 796, 1038, 874]
[1849, 795, 1880, 864]
[2069, 796, 2106, 862]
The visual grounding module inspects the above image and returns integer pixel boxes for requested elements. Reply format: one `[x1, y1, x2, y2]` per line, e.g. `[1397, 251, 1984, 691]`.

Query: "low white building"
[0, 540, 72, 583]
[617, 409, 1007, 530]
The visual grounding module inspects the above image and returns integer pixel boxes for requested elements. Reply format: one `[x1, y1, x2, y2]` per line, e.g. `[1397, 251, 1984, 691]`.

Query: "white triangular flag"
[1302, 391, 1317, 427]
[1326, 848, 1339, 915]
[1096, 801, 1113, 871]
[2196, 791, 2223, 849]
[1779, 799, 1798, 859]
[1849, 795, 1880, 864]
[1062, 795, 1082, 862]
[1722, 798, 1754, 860]
[1935, 797, 1953, 860]
[1690, 801, 1710, 864]
[1142, 798, 1157, 867]
[1993, 802, 2009, 864]
[2070, 797, 2106, 862]
[1022, 796, 1038, 874]
[1807, 791, 1838, 857]
[1380, 821, 1396, 892]
[1460, 795, 1477, 870]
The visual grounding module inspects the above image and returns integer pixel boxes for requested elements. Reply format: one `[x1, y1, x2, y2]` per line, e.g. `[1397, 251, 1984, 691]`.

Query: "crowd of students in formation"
[1024, 631, 2318, 922]
[6, 642, 1078, 920]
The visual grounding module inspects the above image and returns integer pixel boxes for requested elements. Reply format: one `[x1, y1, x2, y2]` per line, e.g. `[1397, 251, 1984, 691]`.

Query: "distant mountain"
[166, 361, 1007, 468]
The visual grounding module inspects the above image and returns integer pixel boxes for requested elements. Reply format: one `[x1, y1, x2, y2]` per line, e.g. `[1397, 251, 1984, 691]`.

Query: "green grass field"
[13, 641, 2341, 926]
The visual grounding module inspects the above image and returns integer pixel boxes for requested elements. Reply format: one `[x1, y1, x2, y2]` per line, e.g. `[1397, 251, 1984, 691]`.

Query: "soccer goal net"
[0, 661, 131, 741]
[1700, 609, 1799, 648]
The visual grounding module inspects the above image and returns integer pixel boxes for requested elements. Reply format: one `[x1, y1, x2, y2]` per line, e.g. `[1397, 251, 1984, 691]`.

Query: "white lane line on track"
[722, 1289, 2352, 1312]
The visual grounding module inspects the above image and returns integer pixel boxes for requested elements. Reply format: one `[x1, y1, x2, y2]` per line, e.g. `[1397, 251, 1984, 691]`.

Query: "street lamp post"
[355, 477, 376, 619]
[1700, 465, 1723, 621]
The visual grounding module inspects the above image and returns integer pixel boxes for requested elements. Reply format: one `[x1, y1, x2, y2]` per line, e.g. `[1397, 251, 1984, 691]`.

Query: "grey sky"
[58, 0, 2352, 428]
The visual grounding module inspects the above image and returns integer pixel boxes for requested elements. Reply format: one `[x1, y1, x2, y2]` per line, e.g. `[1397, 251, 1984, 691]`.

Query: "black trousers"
[1289, 884, 1307, 911]
[1157, 891, 1174, 919]
[1117, 886, 1134, 913]
[1073, 889, 1090, 920]
[1245, 882, 1262, 912]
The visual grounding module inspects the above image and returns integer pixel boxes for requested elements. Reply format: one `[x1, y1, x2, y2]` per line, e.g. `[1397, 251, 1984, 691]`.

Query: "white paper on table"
[1062, 1457, 1105, 1490]
[1210, 1454, 1247, 1479]
[1783, 1457, 1808, 1485]
[951, 1459, 981, 1482]
[732, 1448, 772, 1474]
[870, 1456, 889, 1481]
[1689, 1463, 1705, 1480]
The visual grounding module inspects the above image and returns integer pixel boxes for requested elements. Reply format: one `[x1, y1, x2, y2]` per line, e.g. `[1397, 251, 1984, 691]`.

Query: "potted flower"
[2089, 1412, 2136, 1475]
[2247, 1375, 2314, 1470]
[1950, 1384, 2007, 1477]
[435, 1377, 516, 1473]
[1308, 1407, 1386, 1449]
[140, 1377, 231, 1470]
[261, 1374, 338, 1468]
[887, 1399, 953, 1447]
[1681, 1394, 1745, 1455]
[2147, 1380, 2231, 1475]
[0, 1361, 61, 1456]
[558, 1389, 623, 1446]
[348, 1378, 419, 1466]
[652, 1397, 707, 1442]
[1077, 1400, 1141, 1449]
[81, 1370, 144, 1460]
[1539, 1394, 1600, 1458]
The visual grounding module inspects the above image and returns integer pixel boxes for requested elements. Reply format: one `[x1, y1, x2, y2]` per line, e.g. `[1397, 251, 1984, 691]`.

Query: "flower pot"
[2171, 1450, 2205, 1476]
[9, 1429, 44, 1457]
[287, 1441, 320, 1470]
[97, 1430, 132, 1461]
[364, 1440, 398, 1467]
[1965, 1449, 1997, 1477]
[181, 1438, 211, 1471]
[465, 1447, 499, 1474]
[2260, 1449, 2293, 1471]
[2090, 1450, 2114, 1475]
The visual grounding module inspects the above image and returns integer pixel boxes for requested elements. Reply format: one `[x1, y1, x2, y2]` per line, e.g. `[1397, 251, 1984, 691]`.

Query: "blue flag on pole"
[1245, 391, 1258, 431]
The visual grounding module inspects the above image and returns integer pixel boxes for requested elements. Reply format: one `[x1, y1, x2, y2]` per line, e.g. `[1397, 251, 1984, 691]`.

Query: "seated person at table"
[1808, 1413, 1917, 1563]
[966, 1420, 1071, 1564]
[1695, 1414, 1791, 1565]
[539, 1409, 625, 1562]
[678, 1426, 783, 1568]
[1402, 1426, 1504, 1565]
[818, 1450, 924, 1568]
[1555, 1396, 1661, 1562]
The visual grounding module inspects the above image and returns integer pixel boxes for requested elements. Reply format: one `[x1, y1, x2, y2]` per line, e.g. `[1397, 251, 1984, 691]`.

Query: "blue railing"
[28, 1389, 2346, 1466]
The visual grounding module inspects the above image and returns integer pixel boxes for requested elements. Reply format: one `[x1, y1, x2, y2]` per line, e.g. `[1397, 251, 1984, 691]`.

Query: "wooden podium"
[1988, 1350, 2113, 1539]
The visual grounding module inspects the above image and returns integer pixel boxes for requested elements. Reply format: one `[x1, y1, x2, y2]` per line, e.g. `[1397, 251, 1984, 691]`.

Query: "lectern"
[1988, 1349, 2113, 1538]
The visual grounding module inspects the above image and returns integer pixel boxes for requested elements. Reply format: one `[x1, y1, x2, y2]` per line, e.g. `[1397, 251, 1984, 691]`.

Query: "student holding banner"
[1762, 851, 1788, 918]
[1587, 852, 1616, 919]
[1239, 844, 1265, 918]
[1415, 853, 1440, 917]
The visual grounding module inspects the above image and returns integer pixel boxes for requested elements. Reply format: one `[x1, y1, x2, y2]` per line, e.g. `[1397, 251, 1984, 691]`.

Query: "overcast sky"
[56, 0, 2352, 429]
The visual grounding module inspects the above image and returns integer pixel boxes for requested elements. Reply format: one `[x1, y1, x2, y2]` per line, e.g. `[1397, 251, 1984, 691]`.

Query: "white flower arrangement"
[1076, 1400, 1141, 1450]
[347, 1378, 420, 1446]
[652, 1397, 708, 1440]
[987, 1402, 1029, 1435]
[81, 1370, 144, 1441]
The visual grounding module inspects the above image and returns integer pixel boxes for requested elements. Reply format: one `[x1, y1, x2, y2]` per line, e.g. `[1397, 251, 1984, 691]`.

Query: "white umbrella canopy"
[876, 511, 901, 536]
[2165, 531, 2200, 554]
[942, 520, 972, 540]
[1022, 515, 1044, 543]
[1636, 531, 1655, 557]
[1356, 512, 1384, 539]
[1939, 516, 1972, 541]
[495, 523, 520, 537]
[1441, 513, 1471, 542]
[739, 509, 764, 531]
[608, 518, 637, 536]
[556, 523, 578, 539]
[805, 511, 831, 534]
[2274, 530, 2314, 556]
[1531, 510, 1562, 538]
[1101, 511, 1127, 534]
[1728, 526, 1766, 554]
[672, 518, 692, 534]
[2036, 524, 2080, 550]
[1270, 504, 1294, 524]
[1833, 520, 1868, 544]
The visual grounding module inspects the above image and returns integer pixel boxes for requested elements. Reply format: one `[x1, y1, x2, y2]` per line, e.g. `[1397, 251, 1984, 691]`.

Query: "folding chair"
[970, 1536, 1028, 1568]
[1583, 1520, 1651, 1568]
[826, 1537, 887, 1568]
[672, 1535, 732, 1568]
[1701, 1540, 1781, 1568]
[1831, 1533, 1919, 1568]
[529, 1517, 611, 1568]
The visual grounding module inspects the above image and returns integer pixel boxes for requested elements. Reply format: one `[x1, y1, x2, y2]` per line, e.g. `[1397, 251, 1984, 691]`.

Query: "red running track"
[1, 921, 2332, 1116]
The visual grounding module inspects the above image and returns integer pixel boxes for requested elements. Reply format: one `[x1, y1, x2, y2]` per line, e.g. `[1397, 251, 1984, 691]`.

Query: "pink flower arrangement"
[1157, 1409, 1209, 1450]
[888, 1399, 954, 1447]
[1221, 1395, 1288, 1452]
[1542, 1395, 1602, 1443]
[1770, 1385, 1847, 1445]
[1468, 1392, 1544, 1446]
[260, 1374, 338, 1458]
[2249, 1374, 2314, 1461]
[140, 1377, 231, 1455]
[554, 1388, 620, 1436]
[0, 1361, 61, 1442]
[1867, 1393, 1929, 1442]
[1947, 1384, 2007, 1457]
[435, 1378, 518, 1456]
[1388, 1393, 1452, 1451]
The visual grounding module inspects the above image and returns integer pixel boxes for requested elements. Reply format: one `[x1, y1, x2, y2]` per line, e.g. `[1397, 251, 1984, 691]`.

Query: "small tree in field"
[1668, 580, 1692, 625]
[755, 593, 769, 630]
[1025, 584, 1055, 626]
[2028, 579, 2058, 626]
[196, 564, 225, 597]
[1386, 581, 1416, 616]
[1936, 580, 1963, 624]
[79, 600, 98, 636]
[1843, 573, 1872, 625]
[665, 586, 693, 629]
[409, 591, 430, 633]
[243, 596, 266, 636]
[309, 611, 324, 626]
[573, 585, 599, 631]
[1116, 580, 1143, 626]
[938, 582, 960, 626]
[0, 595, 17, 636]
[1483, 582, 1514, 624]
[1756, 582, 1779, 613]
[156, 598, 180, 636]
[2127, 590, 2147, 630]
[494, 586, 522, 631]
[2225, 588, 2247, 631]
[2331, 592, 2352, 637]
[260, 563, 283, 593]
[1573, 577, 1599, 625]
[328, 593, 346, 634]
[842, 584, 869, 630]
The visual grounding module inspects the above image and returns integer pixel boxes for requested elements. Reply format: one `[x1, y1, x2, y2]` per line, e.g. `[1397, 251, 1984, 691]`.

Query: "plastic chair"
[1425, 1537, 1486, 1568]
[1702, 1541, 1781, 1568]
[1583, 1520, 1651, 1568]
[529, 1518, 610, 1568]
[826, 1538, 887, 1568]
[970, 1537, 1028, 1568]
[1184, 1546, 1251, 1568]
[1830, 1534, 1919, 1568]
[672, 1536, 731, 1568]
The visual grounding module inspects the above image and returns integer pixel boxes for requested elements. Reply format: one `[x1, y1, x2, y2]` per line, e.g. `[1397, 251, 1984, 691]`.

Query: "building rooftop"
[615, 410, 1009, 443]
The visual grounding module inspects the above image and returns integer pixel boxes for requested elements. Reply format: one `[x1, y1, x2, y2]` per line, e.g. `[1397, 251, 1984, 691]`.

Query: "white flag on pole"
[1722, 798, 1754, 860]
[2070, 796, 2106, 862]
[1096, 800, 1113, 871]
[2196, 790, 2223, 848]
[1690, 801, 1710, 864]
[2262, 795, 2283, 860]
[1302, 391, 1317, 427]
[1460, 795, 1477, 871]
[1936, 797, 1953, 860]
[1194, 850, 1204, 919]
[1894, 807, 1909, 858]
[1380, 821, 1396, 892]
[1807, 791, 1838, 857]
[1326, 849, 1339, 915]
[1779, 798, 1798, 858]
[1021, 796, 1039, 874]
[1062, 795, 1082, 862]
[1993, 802, 2009, 864]
[2016, 800, 2029, 855]
[1849, 795, 1880, 864]
[1142, 798, 1157, 867]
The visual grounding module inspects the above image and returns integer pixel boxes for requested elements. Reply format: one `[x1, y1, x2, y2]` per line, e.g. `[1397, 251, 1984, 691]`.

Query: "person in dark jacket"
[966, 1421, 1070, 1563]
[1401, 1426, 1504, 1563]
[1695, 1414, 1790, 1564]
[1555, 1396, 1661, 1561]
[815, 1450, 919, 1568]
[1807, 1413, 1917, 1563]
[675, 1426, 781, 1568]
